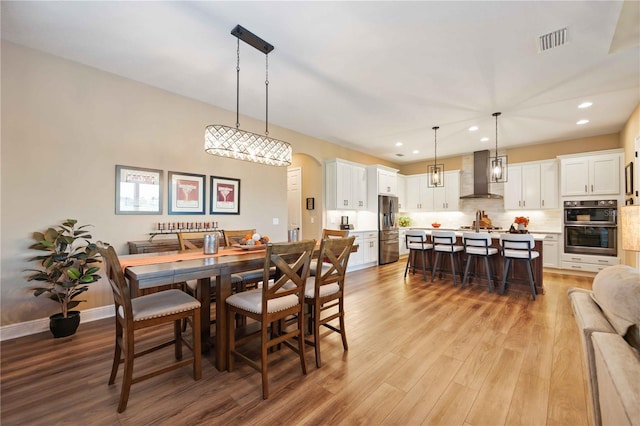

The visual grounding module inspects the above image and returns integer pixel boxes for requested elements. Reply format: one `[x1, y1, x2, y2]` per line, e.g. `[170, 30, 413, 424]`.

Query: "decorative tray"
[233, 244, 267, 251]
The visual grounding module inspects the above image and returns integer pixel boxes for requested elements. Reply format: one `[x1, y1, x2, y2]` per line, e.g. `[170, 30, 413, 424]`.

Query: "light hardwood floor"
[1, 260, 593, 425]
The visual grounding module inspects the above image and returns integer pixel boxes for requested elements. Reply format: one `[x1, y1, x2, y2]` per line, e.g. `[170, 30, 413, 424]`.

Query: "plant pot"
[49, 311, 80, 338]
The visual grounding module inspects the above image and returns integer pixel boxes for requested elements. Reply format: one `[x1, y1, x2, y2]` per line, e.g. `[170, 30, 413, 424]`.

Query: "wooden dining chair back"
[306, 236, 355, 368]
[225, 239, 316, 399]
[223, 229, 256, 247]
[223, 229, 272, 289]
[177, 231, 219, 250]
[310, 229, 349, 276]
[97, 242, 201, 413]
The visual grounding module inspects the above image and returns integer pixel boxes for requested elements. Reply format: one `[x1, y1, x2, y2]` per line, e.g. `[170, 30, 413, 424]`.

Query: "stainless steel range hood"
[459, 150, 503, 199]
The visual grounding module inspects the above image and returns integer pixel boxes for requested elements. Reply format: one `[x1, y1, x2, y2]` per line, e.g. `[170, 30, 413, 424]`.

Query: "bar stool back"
[499, 233, 539, 300]
[404, 230, 433, 281]
[462, 232, 498, 292]
[431, 230, 464, 286]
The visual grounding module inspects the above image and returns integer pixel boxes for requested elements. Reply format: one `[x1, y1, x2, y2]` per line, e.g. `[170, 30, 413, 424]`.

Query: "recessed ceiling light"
[469, 126, 479, 132]
[395, 142, 403, 147]
[578, 102, 593, 109]
[412, 150, 419, 154]
[577, 119, 589, 125]
[480, 137, 489, 142]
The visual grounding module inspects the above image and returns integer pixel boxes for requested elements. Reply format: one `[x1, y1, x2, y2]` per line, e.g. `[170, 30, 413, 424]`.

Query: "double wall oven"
[564, 200, 617, 256]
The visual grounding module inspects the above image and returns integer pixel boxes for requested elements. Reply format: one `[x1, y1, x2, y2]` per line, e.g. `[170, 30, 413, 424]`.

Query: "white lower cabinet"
[542, 234, 559, 268]
[561, 253, 619, 272]
[399, 229, 409, 256]
[348, 231, 378, 270]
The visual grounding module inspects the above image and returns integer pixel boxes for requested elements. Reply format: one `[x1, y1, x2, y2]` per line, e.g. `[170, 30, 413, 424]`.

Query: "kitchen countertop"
[409, 227, 546, 241]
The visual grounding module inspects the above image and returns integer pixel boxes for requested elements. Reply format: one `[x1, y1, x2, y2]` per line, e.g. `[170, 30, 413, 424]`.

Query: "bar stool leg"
[500, 258, 512, 295]
[462, 254, 473, 288]
[404, 250, 412, 278]
[484, 256, 495, 292]
[431, 252, 441, 282]
[526, 260, 537, 301]
[449, 252, 458, 286]
[420, 250, 427, 281]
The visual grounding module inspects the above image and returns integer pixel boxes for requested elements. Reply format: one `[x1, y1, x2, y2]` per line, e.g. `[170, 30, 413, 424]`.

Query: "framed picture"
[115, 165, 163, 214]
[168, 172, 206, 215]
[210, 176, 240, 215]
[625, 162, 634, 195]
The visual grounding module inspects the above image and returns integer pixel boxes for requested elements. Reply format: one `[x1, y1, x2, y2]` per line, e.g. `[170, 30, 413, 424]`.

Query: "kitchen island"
[407, 230, 544, 295]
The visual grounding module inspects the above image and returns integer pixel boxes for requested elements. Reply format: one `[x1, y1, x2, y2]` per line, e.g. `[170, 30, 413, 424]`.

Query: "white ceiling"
[2, 1, 639, 164]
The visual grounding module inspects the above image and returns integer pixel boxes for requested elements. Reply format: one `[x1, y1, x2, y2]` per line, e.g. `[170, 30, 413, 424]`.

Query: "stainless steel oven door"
[564, 225, 617, 256]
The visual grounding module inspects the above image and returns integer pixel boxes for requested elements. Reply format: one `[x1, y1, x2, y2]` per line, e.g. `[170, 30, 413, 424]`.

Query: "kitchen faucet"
[475, 210, 482, 232]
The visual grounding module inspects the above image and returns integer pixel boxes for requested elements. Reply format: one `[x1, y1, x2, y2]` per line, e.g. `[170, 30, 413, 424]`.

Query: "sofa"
[568, 264, 640, 426]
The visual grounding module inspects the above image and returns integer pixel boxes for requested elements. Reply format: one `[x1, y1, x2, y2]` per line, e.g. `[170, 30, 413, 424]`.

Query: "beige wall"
[620, 103, 640, 268]
[398, 133, 620, 176]
[0, 42, 399, 325]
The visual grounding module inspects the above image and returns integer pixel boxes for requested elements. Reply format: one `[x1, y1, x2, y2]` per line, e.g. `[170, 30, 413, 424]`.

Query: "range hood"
[459, 150, 503, 199]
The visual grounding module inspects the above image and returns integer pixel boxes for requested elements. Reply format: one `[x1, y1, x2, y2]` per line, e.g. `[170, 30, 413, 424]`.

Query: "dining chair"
[499, 233, 539, 300]
[461, 232, 498, 292]
[309, 229, 349, 276]
[226, 239, 316, 399]
[305, 236, 355, 368]
[431, 230, 464, 286]
[404, 229, 433, 281]
[97, 242, 201, 413]
[223, 229, 274, 290]
[177, 231, 243, 326]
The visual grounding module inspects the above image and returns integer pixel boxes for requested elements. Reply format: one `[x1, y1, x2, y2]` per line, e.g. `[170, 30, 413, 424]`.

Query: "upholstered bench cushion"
[592, 265, 640, 351]
[226, 288, 298, 314]
[592, 332, 640, 426]
[125, 289, 200, 321]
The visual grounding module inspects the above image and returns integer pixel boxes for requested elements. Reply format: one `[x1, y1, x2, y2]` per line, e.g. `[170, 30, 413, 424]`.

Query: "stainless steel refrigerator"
[379, 195, 400, 264]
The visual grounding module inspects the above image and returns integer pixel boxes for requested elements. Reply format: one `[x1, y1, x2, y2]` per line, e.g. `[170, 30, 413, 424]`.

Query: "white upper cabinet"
[433, 170, 460, 211]
[405, 174, 434, 211]
[326, 159, 368, 210]
[561, 152, 621, 196]
[505, 160, 558, 210]
[397, 174, 406, 211]
[378, 169, 397, 195]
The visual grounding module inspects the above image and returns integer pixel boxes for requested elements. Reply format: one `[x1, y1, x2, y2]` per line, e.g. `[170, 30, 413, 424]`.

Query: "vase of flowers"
[514, 216, 529, 232]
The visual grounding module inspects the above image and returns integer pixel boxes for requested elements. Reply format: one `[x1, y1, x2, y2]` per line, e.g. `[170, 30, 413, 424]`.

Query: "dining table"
[120, 241, 358, 372]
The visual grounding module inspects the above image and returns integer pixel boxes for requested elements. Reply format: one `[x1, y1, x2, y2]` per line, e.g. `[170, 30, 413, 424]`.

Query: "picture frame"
[625, 162, 634, 196]
[210, 176, 240, 215]
[168, 171, 206, 215]
[115, 165, 163, 214]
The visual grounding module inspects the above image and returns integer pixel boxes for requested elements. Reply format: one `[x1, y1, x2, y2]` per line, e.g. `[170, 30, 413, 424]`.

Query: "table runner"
[119, 247, 265, 270]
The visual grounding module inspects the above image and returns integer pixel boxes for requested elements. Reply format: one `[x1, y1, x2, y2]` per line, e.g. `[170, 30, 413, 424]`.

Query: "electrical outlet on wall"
[273, 218, 279, 225]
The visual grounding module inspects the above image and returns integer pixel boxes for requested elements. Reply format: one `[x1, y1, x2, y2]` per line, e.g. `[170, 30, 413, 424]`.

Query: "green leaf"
[79, 275, 96, 283]
[85, 266, 100, 275]
[63, 219, 78, 227]
[33, 231, 45, 242]
[33, 288, 49, 296]
[67, 268, 81, 280]
[67, 300, 82, 310]
[44, 228, 59, 242]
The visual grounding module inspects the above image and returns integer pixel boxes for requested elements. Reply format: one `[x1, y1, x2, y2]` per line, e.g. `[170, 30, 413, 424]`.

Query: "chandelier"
[204, 25, 292, 167]
[489, 112, 508, 182]
[427, 126, 444, 187]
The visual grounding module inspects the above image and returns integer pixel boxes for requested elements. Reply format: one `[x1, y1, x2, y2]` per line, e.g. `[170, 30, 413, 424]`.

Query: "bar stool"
[461, 232, 498, 292]
[499, 233, 539, 300]
[431, 230, 464, 286]
[404, 230, 433, 281]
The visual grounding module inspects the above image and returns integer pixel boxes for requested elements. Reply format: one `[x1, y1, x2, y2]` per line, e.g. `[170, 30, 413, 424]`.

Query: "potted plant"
[26, 219, 102, 338]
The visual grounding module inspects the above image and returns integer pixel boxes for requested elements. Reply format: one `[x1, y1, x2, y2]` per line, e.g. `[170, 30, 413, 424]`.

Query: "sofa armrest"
[592, 332, 640, 426]
[569, 287, 617, 426]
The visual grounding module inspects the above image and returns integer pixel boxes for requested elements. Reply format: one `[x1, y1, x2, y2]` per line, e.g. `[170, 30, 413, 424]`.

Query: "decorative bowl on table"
[236, 233, 270, 249]
[431, 223, 441, 228]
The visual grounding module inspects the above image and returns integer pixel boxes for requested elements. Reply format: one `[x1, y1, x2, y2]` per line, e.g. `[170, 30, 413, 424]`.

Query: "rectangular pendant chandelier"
[427, 164, 445, 187]
[204, 25, 292, 167]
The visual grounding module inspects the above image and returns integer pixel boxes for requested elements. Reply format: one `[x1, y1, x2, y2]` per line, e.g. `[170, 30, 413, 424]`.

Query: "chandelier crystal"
[489, 112, 508, 183]
[204, 25, 292, 167]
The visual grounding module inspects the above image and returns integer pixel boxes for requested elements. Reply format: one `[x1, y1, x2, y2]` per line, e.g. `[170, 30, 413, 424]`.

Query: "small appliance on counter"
[340, 216, 354, 230]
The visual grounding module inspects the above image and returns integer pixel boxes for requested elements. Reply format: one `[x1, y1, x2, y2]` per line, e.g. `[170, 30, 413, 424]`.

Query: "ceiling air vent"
[395, 153, 404, 157]
[538, 27, 568, 52]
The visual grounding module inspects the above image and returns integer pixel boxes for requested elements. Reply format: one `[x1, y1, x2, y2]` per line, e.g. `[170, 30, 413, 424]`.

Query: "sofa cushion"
[592, 332, 640, 426]
[591, 265, 640, 342]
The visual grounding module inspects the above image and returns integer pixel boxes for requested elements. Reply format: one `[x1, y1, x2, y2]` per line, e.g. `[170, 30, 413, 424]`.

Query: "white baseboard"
[0, 305, 114, 342]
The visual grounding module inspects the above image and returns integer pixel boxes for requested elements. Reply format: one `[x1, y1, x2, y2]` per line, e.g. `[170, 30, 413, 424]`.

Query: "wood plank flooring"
[1, 260, 593, 425]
